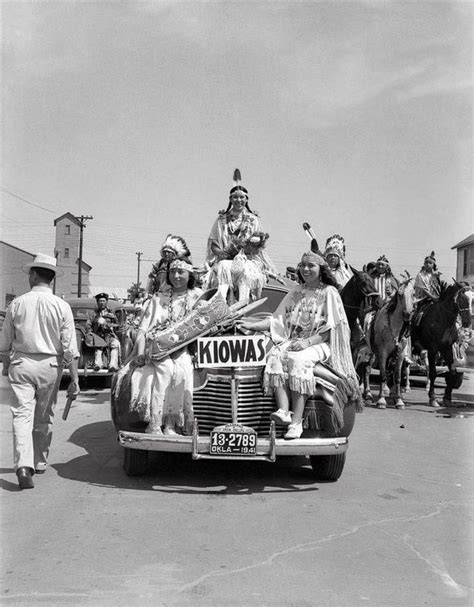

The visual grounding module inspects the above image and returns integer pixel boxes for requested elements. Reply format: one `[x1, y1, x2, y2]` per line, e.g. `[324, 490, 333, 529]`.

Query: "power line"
[2, 188, 60, 214]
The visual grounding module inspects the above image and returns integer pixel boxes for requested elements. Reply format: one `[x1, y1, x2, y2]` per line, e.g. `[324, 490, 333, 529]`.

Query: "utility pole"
[76, 215, 93, 297]
[136, 251, 143, 287]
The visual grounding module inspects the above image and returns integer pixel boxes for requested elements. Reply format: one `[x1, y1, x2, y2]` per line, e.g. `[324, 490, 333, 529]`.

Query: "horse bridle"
[454, 288, 471, 314]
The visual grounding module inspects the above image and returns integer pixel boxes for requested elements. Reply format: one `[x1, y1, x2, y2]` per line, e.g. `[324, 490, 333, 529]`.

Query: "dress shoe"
[17, 467, 34, 490]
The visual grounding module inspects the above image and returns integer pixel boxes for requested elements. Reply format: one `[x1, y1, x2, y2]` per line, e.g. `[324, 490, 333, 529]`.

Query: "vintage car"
[65, 297, 137, 380]
[111, 279, 359, 481]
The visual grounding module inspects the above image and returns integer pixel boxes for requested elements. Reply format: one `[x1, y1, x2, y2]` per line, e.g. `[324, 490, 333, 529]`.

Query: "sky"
[2, 0, 472, 295]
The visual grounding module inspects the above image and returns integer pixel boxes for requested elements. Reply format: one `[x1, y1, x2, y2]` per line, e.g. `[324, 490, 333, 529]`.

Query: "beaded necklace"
[168, 289, 189, 324]
[226, 212, 244, 235]
[296, 285, 324, 333]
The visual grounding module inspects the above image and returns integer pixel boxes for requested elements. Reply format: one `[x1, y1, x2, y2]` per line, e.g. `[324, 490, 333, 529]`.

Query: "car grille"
[193, 375, 286, 437]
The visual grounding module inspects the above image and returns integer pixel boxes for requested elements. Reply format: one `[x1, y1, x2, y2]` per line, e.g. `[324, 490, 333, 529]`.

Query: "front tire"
[123, 448, 148, 476]
[310, 452, 346, 481]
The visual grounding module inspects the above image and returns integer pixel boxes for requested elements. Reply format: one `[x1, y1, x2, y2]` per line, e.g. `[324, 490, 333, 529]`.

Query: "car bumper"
[118, 429, 348, 462]
[63, 368, 112, 377]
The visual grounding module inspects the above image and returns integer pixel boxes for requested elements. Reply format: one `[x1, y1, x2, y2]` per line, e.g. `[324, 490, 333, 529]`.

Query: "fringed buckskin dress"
[263, 283, 362, 432]
[116, 287, 202, 433]
[206, 209, 276, 298]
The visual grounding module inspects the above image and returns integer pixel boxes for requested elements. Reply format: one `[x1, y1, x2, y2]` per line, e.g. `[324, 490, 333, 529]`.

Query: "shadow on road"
[53, 420, 322, 494]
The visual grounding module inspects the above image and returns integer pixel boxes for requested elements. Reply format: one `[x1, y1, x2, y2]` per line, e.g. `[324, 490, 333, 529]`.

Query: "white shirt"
[0, 286, 79, 363]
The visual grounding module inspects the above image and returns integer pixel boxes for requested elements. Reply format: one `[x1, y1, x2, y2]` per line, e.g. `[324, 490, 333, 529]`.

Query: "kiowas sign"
[197, 336, 268, 368]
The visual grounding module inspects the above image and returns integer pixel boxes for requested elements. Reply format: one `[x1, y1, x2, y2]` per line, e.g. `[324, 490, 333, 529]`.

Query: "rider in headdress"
[206, 169, 276, 302]
[369, 255, 399, 303]
[147, 235, 191, 295]
[414, 251, 441, 304]
[324, 234, 353, 290]
[412, 251, 442, 355]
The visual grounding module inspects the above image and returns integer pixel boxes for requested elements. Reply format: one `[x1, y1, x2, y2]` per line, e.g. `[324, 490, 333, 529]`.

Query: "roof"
[0, 240, 34, 257]
[54, 212, 82, 227]
[452, 234, 474, 249]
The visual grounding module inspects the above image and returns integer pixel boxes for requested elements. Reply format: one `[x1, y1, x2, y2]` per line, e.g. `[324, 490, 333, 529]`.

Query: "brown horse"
[363, 278, 415, 409]
[413, 281, 472, 407]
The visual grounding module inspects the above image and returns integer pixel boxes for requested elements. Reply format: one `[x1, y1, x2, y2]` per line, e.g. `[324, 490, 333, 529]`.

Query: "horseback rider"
[414, 251, 441, 304]
[369, 255, 399, 303]
[85, 293, 121, 372]
[412, 251, 442, 355]
[358, 255, 400, 366]
[324, 234, 353, 290]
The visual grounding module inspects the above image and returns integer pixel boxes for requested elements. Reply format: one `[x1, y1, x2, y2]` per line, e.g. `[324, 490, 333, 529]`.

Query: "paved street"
[1, 373, 473, 607]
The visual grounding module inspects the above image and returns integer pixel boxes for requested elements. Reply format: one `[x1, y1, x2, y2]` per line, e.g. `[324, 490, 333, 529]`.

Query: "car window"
[72, 308, 94, 319]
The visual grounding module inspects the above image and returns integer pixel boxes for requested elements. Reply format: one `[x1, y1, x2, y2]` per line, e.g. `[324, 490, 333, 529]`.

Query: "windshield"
[244, 287, 287, 317]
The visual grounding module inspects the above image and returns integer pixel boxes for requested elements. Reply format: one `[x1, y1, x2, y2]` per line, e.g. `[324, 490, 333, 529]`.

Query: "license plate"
[210, 424, 257, 456]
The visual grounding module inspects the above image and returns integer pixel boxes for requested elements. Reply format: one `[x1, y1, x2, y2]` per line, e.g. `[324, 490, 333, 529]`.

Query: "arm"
[66, 358, 80, 397]
[85, 311, 95, 335]
[288, 330, 330, 351]
[61, 304, 81, 397]
[237, 316, 271, 333]
[210, 240, 234, 260]
[0, 307, 14, 375]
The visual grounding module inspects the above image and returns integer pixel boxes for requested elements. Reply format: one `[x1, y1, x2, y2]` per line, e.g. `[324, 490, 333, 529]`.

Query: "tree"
[127, 282, 145, 303]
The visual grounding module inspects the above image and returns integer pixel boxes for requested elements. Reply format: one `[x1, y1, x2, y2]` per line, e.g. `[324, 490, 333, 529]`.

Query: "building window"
[461, 246, 474, 277]
[64, 248, 70, 259]
[65, 224, 71, 235]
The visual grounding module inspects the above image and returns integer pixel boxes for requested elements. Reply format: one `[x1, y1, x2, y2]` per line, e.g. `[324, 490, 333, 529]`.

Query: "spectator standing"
[0, 254, 80, 490]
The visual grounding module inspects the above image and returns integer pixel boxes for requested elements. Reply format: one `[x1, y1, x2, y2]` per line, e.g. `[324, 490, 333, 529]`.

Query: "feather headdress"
[325, 234, 346, 259]
[160, 234, 190, 259]
[233, 168, 241, 185]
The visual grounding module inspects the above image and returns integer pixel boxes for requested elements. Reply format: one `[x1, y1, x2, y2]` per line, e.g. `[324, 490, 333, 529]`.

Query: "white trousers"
[8, 353, 63, 472]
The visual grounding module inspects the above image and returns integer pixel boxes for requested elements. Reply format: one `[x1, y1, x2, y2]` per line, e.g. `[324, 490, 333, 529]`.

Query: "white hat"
[23, 253, 63, 277]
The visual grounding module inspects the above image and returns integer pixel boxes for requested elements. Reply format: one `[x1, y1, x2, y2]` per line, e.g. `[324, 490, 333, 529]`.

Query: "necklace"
[293, 285, 324, 335]
[168, 290, 189, 324]
[227, 212, 244, 235]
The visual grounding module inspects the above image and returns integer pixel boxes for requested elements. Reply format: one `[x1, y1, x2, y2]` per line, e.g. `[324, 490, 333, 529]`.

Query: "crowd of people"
[0, 170, 467, 489]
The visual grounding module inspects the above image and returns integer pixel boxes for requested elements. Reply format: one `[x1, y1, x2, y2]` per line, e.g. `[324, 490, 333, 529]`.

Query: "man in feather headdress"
[147, 235, 191, 295]
[324, 234, 353, 290]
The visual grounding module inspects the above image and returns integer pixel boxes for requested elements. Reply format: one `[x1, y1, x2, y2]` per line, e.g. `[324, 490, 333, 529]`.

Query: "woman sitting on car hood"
[239, 251, 361, 439]
[117, 256, 202, 436]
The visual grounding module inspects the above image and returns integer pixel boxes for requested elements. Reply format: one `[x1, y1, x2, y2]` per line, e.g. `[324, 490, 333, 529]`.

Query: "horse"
[339, 268, 378, 366]
[362, 277, 415, 409]
[413, 281, 472, 407]
[340, 268, 378, 331]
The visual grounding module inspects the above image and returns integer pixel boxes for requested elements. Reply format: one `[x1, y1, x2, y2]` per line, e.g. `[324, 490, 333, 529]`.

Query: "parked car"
[65, 298, 137, 379]
[111, 278, 358, 481]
